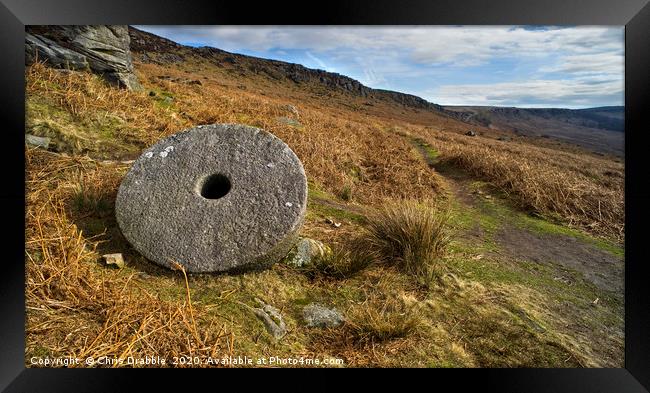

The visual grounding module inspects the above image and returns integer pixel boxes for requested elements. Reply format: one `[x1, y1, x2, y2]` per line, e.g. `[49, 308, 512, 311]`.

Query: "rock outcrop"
[26, 25, 141, 90]
[25, 33, 89, 71]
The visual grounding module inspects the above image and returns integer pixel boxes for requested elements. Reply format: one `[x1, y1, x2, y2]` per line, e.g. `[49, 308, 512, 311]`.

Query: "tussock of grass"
[312, 273, 426, 359]
[345, 295, 424, 344]
[306, 247, 374, 280]
[359, 199, 451, 287]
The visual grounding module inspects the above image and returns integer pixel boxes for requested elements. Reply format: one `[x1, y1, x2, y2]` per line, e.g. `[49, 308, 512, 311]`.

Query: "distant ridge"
[128, 26, 447, 113]
[127, 26, 624, 156]
[443, 105, 624, 155]
[445, 106, 624, 132]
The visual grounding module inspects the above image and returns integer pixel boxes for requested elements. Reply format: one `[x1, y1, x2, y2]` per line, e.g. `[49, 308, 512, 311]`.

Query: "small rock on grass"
[303, 303, 345, 328]
[285, 104, 299, 116]
[102, 253, 125, 269]
[284, 237, 331, 268]
[25, 134, 51, 149]
[325, 217, 342, 228]
[247, 298, 286, 340]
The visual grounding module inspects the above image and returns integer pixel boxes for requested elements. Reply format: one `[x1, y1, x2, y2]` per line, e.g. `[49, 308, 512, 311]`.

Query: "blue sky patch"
[136, 26, 624, 109]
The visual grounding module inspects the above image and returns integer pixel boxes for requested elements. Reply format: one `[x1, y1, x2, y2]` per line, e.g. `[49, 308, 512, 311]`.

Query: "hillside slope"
[24, 27, 624, 368]
[444, 106, 624, 156]
[129, 27, 624, 157]
[128, 27, 448, 113]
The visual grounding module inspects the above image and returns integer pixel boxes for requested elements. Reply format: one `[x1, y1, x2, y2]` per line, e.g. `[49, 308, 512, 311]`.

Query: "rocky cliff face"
[26, 25, 141, 90]
[128, 27, 446, 112]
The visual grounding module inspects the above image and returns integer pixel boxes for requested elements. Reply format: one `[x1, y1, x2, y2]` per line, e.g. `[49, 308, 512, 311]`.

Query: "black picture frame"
[1, 0, 649, 391]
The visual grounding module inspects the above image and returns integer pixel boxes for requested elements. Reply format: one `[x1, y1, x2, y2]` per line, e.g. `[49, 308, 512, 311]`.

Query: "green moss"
[462, 181, 623, 259]
[26, 96, 142, 159]
[306, 181, 366, 223]
[30, 345, 52, 358]
[406, 136, 439, 166]
[308, 202, 366, 224]
[415, 138, 439, 161]
[518, 214, 623, 258]
[149, 90, 175, 108]
[307, 182, 333, 200]
[292, 297, 312, 307]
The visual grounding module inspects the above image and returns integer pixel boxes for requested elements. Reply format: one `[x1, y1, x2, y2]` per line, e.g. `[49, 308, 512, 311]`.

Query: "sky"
[135, 26, 624, 109]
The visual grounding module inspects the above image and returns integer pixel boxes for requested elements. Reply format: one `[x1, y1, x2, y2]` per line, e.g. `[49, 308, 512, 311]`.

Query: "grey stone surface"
[285, 104, 299, 116]
[115, 124, 308, 273]
[302, 303, 345, 328]
[25, 33, 89, 70]
[26, 26, 141, 90]
[284, 237, 331, 268]
[247, 298, 287, 340]
[25, 134, 51, 149]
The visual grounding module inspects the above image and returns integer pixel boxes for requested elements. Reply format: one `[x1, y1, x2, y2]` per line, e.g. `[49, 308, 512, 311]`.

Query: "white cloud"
[140, 25, 622, 66]
[136, 25, 624, 107]
[540, 52, 624, 76]
[430, 78, 623, 107]
[305, 51, 330, 71]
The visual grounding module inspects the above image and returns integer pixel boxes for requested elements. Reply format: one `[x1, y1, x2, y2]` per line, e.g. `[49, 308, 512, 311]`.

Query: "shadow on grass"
[64, 186, 175, 278]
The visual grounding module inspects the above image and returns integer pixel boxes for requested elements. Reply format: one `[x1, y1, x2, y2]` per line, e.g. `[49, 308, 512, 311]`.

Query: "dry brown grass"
[24, 53, 624, 368]
[25, 149, 232, 367]
[26, 62, 441, 205]
[359, 199, 451, 287]
[417, 128, 624, 240]
[345, 294, 424, 344]
[307, 271, 430, 366]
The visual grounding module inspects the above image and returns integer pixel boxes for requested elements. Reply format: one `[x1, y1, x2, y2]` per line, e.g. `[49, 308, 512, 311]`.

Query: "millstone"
[115, 124, 308, 273]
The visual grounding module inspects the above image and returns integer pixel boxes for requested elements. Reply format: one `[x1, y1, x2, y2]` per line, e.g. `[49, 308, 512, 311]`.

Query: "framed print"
[1, 0, 649, 391]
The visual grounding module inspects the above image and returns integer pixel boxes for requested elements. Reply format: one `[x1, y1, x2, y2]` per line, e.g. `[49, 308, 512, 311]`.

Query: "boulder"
[115, 124, 308, 273]
[302, 303, 345, 328]
[25, 25, 141, 90]
[25, 33, 89, 70]
[465, 130, 477, 137]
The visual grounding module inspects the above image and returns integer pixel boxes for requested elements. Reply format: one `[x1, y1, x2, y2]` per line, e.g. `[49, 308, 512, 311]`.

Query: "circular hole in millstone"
[199, 173, 231, 199]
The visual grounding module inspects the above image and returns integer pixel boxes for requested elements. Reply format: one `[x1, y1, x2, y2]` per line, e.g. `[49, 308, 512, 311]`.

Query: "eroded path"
[436, 159, 623, 295]
[411, 137, 625, 367]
